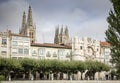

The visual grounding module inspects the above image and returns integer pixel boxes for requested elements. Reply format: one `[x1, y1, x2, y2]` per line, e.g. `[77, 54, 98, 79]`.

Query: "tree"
[105, 0, 120, 77]
[85, 60, 110, 80]
[0, 58, 21, 81]
[20, 59, 38, 80]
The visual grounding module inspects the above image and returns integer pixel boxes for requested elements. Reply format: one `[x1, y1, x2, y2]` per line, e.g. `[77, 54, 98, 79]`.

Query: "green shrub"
[0, 75, 5, 81]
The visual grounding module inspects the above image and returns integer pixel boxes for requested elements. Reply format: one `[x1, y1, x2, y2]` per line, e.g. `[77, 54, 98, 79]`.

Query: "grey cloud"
[0, 0, 112, 43]
[0, 0, 29, 32]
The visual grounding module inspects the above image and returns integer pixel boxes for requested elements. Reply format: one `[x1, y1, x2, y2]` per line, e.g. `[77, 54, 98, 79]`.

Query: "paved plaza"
[1, 80, 120, 83]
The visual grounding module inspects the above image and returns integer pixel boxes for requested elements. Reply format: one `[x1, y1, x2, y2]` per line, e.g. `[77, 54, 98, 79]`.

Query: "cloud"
[34, 7, 89, 43]
[0, 0, 112, 43]
[0, 0, 29, 32]
[72, 17, 108, 41]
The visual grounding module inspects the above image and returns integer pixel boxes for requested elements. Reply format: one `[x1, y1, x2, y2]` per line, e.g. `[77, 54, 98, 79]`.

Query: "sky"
[0, 0, 112, 43]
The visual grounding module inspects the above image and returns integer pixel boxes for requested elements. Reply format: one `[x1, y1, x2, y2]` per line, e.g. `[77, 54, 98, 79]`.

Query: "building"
[72, 36, 102, 62]
[10, 32, 31, 59]
[0, 30, 10, 58]
[54, 25, 70, 45]
[19, 6, 36, 43]
[31, 43, 71, 60]
[0, 6, 113, 80]
[100, 42, 111, 66]
[0, 6, 111, 65]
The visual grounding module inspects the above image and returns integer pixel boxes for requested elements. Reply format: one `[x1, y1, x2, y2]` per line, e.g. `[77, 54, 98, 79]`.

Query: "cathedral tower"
[19, 11, 27, 35]
[19, 6, 36, 43]
[54, 25, 69, 45]
[54, 26, 59, 44]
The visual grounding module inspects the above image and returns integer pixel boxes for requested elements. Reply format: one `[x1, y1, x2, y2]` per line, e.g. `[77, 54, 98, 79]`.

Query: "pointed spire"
[54, 25, 59, 44]
[60, 26, 63, 35]
[22, 11, 26, 29]
[55, 25, 59, 36]
[65, 26, 69, 38]
[27, 5, 33, 26]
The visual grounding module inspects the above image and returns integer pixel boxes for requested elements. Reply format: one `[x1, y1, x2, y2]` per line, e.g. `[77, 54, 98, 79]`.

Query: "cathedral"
[0, 6, 111, 66]
[54, 25, 70, 45]
[19, 6, 36, 43]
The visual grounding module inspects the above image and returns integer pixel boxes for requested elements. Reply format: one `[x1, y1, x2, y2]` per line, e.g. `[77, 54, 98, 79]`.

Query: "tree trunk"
[29, 70, 34, 80]
[81, 72, 83, 80]
[23, 73, 25, 80]
[70, 73, 72, 81]
[51, 73, 53, 80]
[8, 73, 11, 81]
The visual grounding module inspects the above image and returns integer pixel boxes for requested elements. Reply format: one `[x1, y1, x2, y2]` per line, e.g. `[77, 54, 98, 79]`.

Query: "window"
[39, 48, 45, 55]
[80, 46, 82, 50]
[18, 48, 23, 54]
[2, 39, 7, 44]
[58, 50, 64, 56]
[1, 51, 7, 55]
[12, 41, 17, 46]
[46, 51, 51, 57]
[66, 53, 70, 58]
[32, 50, 37, 56]
[53, 52, 57, 57]
[24, 49, 29, 55]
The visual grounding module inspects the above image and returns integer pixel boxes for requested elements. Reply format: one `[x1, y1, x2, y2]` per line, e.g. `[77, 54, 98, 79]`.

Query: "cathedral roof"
[100, 41, 110, 47]
[31, 43, 71, 49]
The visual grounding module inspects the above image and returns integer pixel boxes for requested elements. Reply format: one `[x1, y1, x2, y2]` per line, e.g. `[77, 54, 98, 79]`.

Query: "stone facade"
[72, 36, 102, 62]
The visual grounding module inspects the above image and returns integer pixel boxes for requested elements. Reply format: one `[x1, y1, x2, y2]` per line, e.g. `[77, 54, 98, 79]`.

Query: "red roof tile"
[100, 42, 110, 47]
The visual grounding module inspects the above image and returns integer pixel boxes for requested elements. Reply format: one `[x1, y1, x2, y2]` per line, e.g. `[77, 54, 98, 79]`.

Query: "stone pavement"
[1, 80, 120, 83]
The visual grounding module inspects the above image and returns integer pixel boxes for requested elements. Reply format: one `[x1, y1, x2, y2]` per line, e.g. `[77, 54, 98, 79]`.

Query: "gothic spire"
[65, 26, 69, 38]
[54, 26, 59, 44]
[22, 11, 26, 30]
[27, 5, 33, 26]
[60, 26, 63, 35]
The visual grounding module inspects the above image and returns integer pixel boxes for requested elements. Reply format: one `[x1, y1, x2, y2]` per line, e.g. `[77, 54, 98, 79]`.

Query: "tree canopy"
[0, 58, 110, 80]
[105, 0, 120, 76]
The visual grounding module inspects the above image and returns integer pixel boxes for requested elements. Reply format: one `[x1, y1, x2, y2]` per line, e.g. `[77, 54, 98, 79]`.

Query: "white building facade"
[10, 33, 31, 59]
[100, 42, 111, 66]
[31, 43, 71, 61]
[0, 30, 10, 58]
[72, 36, 104, 62]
